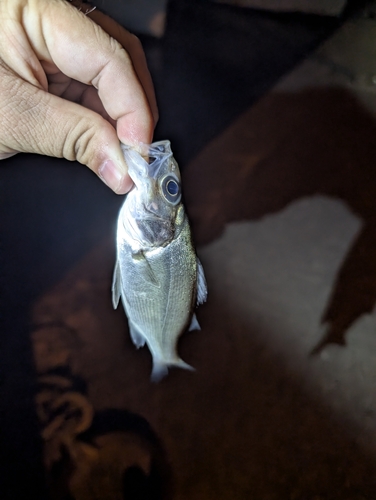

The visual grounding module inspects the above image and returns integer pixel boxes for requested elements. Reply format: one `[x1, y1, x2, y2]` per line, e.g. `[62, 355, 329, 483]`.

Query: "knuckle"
[110, 30, 144, 66]
[109, 35, 127, 62]
[63, 115, 111, 168]
[63, 118, 95, 163]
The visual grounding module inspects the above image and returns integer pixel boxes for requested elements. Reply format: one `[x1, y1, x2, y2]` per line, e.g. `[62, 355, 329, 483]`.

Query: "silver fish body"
[112, 141, 207, 381]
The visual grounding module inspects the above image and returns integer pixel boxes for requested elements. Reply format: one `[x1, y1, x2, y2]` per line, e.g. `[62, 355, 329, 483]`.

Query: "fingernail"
[98, 159, 129, 194]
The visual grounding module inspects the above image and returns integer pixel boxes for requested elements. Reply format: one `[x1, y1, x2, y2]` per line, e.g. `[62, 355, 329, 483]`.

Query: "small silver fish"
[112, 140, 207, 381]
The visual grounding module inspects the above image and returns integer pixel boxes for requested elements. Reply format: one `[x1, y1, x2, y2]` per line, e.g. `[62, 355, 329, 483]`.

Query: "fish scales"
[112, 140, 207, 381]
[119, 215, 196, 354]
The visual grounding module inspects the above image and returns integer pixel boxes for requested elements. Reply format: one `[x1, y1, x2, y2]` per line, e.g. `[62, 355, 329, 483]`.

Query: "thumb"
[0, 70, 132, 193]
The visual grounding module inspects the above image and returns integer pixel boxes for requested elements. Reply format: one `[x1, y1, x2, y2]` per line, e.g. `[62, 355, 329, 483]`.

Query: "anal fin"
[189, 313, 201, 332]
[128, 321, 146, 349]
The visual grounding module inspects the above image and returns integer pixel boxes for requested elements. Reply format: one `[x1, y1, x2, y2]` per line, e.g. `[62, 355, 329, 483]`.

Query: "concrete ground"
[2, 1, 376, 499]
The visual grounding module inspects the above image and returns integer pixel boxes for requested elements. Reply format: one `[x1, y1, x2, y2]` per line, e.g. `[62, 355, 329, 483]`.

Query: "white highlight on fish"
[112, 141, 207, 381]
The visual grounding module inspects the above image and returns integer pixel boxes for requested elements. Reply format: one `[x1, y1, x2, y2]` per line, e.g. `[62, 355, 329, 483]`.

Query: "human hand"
[0, 0, 158, 193]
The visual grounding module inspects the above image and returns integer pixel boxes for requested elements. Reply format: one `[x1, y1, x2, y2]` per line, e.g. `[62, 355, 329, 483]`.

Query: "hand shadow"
[182, 86, 376, 352]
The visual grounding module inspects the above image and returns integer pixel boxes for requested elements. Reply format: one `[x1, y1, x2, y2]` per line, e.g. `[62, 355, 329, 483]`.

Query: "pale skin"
[0, 0, 158, 193]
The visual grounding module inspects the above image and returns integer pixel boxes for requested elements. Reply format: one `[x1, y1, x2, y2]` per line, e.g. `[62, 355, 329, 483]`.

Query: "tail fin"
[151, 358, 195, 383]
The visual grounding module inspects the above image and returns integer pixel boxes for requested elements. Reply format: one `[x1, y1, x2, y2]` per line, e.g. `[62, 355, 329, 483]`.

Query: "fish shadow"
[182, 86, 376, 352]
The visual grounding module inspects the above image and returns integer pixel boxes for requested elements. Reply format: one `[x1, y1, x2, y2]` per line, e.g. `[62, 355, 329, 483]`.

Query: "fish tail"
[151, 362, 169, 383]
[174, 359, 195, 373]
[151, 358, 195, 383]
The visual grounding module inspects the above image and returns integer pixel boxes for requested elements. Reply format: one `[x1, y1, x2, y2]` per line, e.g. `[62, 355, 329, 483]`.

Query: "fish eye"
[161, 175, 181, 205]
[166, 179, 179, 196]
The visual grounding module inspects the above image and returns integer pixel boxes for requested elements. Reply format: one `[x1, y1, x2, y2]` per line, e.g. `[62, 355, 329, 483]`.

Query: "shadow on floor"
[183, 86, 376, 353]
[28, 232, 376, 499]
[171, 291, 376, 499]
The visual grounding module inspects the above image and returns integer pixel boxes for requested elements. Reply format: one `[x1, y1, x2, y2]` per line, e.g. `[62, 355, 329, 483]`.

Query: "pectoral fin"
[196, 258, 208, 305]
[111, 260, 122, 309]
[132, 251, 160, 287]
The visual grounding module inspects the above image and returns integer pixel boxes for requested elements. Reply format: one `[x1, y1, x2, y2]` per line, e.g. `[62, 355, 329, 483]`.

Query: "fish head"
[120, 141, 183, 248]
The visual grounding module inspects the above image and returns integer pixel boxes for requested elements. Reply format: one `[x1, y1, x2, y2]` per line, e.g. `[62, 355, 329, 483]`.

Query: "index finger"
[24, 0, 154, 146]
[88, 8, 159, 125]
